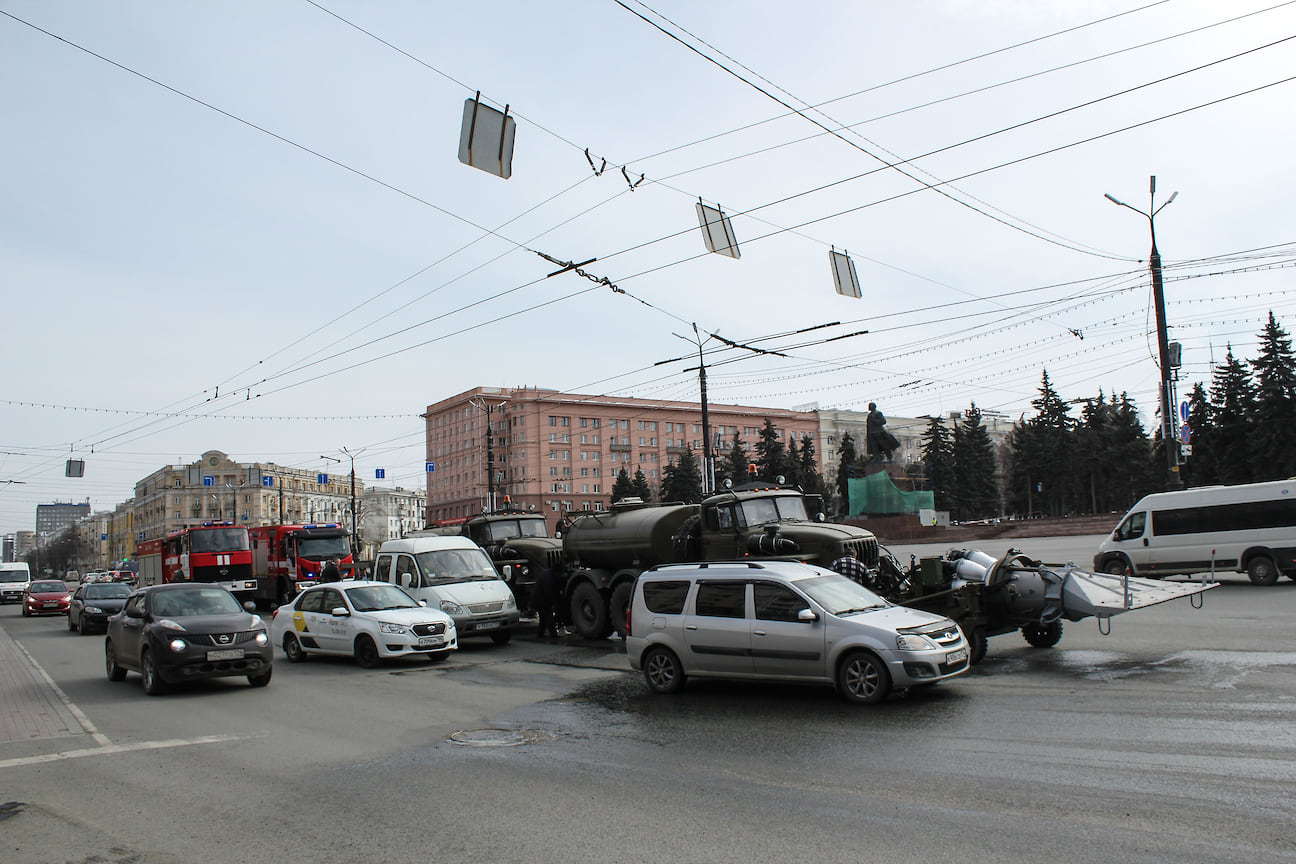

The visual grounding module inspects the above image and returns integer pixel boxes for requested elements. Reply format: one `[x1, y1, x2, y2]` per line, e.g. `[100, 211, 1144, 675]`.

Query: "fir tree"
[921, 416, 955, 513]
[611, 468, 635, 502]
[1249, 312, 1296, 480]
[836, 431, 859, 511]
[753, 419, 788, 482]
[1208, 346, 1255, 484]
[724, 432, 748, 486]
[661, 448, 703, 504]
[632, 467, 652, 501]
[952, 404, 999, 519]
[798, 433, 821, 496]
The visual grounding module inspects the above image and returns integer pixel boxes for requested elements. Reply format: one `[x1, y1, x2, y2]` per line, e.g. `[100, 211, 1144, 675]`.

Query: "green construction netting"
[847, 471, 934, 516]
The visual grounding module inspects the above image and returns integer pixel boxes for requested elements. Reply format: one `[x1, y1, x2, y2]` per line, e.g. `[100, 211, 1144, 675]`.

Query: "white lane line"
[0, 734, 244, 769]
[13, 637, 112, 747]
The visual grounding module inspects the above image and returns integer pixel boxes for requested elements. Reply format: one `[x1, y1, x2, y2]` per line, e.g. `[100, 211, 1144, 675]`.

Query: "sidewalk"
[0, 622, 85, 745]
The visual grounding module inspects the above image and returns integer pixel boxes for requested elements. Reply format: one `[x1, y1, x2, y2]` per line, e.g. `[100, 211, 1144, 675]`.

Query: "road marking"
[12, 637, 111, 747]
[0, 734, 245, 769]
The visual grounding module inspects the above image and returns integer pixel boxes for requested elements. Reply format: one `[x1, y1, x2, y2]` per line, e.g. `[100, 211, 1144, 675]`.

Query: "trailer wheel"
[609, 583, 633, 638]
[1021, 621, 1063, 648]
[1247, 554, 1279, 586]
[570, 582, 611, 639]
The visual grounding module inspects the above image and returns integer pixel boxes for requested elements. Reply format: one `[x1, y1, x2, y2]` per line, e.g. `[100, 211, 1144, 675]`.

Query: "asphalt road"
[2, 543, 1294, 864]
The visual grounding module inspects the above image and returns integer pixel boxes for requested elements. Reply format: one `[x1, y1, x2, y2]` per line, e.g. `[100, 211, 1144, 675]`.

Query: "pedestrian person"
[530, 563, 561, 638]
[831, 547, 872, 589]
[320, 558, 341, 583]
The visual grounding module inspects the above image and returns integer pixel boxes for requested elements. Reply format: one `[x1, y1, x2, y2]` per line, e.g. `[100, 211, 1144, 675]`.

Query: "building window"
[549, 416, 558, 426]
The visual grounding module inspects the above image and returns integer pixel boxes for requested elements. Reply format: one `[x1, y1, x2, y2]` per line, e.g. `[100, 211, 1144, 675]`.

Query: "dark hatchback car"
[105, 584, 273, 695]
[68, 582, 134, 634]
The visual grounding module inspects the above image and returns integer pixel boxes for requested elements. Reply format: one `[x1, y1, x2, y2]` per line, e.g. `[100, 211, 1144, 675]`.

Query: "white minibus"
[1093, 479, 1296, 585]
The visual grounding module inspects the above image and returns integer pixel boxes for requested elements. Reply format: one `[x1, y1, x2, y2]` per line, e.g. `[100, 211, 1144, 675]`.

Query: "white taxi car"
[270, 580, 457, 667]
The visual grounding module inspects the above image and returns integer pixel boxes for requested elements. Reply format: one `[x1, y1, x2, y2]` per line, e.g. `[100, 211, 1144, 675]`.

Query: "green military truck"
[426, 510, 564, 612]
[561, 483, 879, 639]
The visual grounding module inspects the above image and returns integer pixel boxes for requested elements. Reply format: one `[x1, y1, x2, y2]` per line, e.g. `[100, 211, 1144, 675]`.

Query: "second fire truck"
[249, 523, 353, 608]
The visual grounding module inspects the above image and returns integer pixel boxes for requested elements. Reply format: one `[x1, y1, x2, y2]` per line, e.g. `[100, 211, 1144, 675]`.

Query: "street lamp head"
[1103, 193, 1125, 207]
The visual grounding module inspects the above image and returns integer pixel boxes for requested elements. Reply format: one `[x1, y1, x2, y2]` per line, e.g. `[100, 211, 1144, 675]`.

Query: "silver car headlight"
[378, 622, 408, 635]
[440, 601, 463, 615]
[84, 606, 104, 614]
[504, 594, 517, 611]
[169, 638, 188, 653]
[254, 631, 270, 646]
[896, 634, 938, 651]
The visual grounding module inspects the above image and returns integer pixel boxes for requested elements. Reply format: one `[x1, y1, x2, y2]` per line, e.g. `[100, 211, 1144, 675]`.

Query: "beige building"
[132, 450, 364, 545]
[424, 387, 820, 531]
[360, 486, 426, 561]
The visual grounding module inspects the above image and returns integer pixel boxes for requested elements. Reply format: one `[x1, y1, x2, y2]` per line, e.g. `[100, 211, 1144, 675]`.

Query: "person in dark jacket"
[530, 564, 562, 638]
[320, 558, 341, 583]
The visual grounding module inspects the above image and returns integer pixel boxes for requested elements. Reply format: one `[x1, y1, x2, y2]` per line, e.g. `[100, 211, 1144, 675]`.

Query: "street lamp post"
[1105, 176, 1182, 490]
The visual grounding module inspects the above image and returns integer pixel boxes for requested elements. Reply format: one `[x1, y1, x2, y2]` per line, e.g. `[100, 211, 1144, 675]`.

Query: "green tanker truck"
[561, 483, 879, 639]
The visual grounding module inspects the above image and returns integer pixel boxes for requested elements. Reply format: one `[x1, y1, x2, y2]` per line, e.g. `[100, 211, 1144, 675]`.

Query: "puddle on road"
[447, 728, 561, 747]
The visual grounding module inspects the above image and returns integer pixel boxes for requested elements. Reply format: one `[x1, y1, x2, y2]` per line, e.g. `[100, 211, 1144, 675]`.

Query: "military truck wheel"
[965, 627, 987, 665]
[1021, 621, 1063, 648]
[1247, 554, 1279, 586]
[609, 583, 633, 638]
[570, 582, 611, 639]
[838, 650, 890, 705]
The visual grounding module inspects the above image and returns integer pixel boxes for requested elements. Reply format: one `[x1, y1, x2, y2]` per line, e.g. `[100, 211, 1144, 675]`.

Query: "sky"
[3, 0, 1295, 537]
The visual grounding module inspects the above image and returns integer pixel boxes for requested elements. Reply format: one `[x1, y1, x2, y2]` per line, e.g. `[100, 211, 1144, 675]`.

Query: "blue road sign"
[202, 475, 214, 486]
[318, 473, 329, 484]
[426, 462, 436, 473]
[375, 468, 386, 479]
[262, 476, 274, 487]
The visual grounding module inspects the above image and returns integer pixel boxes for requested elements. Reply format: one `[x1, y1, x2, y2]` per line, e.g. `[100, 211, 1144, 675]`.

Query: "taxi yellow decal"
[292, 610, 309, 633]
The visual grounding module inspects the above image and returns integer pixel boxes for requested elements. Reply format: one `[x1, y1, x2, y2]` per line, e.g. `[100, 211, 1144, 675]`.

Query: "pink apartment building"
[424, 386, 819, 531]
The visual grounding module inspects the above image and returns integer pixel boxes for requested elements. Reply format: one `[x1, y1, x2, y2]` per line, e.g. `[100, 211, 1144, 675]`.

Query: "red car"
[22, 579, 72, 617]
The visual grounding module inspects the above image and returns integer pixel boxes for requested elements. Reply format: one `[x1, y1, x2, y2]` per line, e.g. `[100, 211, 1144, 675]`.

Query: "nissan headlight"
[158, 618, 187, 632]
[378, 622, 408, 635]
[168, 638, 188, 653]
[896, 634, 938, 651]
[254, 631, 270, 646]
[440, 601, 463, 615]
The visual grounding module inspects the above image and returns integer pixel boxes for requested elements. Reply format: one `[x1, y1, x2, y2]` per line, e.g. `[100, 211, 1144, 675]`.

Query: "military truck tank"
[561, 483, 879, 639]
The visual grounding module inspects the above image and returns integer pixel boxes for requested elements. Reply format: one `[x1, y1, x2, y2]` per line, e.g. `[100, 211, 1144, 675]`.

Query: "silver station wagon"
[625, 560, 969, 704]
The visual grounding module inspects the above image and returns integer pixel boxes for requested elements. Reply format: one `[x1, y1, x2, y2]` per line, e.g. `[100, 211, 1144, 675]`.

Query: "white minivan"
[1094, 479, 1296, 585]
[373, 536, 520, 643]
[1, 562, 32, 604]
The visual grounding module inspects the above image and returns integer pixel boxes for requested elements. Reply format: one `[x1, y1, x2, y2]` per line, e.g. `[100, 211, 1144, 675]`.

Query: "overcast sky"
[3, 0, 1294, 537]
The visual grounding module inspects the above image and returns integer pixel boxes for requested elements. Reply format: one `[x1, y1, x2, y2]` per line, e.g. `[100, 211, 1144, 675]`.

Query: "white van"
[1094, 479, 1296, 585]
[373, 536, 520, 643]
[1, 562, 32, 604]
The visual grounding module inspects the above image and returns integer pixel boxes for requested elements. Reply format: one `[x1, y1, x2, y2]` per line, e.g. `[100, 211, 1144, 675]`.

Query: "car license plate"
[417, 636, 443, 647]
[946, 648, 968, 664]
[44, 602, 59, 609]
[473, 621, 499, 630]
[207, 648, 245, 661]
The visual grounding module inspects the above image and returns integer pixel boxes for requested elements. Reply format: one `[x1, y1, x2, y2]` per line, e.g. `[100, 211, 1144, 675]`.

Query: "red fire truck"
[135, 522, 257, 598]
[249, 523, 353, 608]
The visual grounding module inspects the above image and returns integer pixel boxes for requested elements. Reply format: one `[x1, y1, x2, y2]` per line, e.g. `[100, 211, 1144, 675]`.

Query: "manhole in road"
[447, 728, 555, 747]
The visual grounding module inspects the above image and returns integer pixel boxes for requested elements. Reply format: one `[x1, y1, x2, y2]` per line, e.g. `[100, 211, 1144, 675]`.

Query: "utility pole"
[1105, 176, 1182, 490]
[471, 398, 506, 512]
[341, 447, 363, 554]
